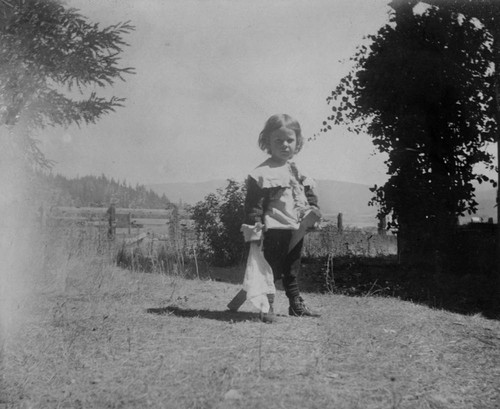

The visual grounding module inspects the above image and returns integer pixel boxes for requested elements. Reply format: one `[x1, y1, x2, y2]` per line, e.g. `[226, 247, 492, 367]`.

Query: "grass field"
[1, 226, 499, 409]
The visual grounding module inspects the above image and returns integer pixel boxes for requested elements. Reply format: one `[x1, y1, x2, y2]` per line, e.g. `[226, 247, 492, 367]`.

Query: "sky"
[41, 0, 395, 186]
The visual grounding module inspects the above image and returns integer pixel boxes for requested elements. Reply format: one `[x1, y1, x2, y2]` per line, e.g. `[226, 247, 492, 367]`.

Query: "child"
[240, 114, 321, 322]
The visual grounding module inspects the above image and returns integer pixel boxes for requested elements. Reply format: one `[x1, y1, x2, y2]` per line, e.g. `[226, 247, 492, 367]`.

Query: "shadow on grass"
[121, 247, 499, 320]
[300, 256, 500, 320]
[146, 306, 261, 323]
[145, 256, 499, 320]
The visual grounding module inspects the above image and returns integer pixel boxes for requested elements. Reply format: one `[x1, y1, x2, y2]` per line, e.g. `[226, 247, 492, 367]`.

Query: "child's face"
[269, 127, 297, 164]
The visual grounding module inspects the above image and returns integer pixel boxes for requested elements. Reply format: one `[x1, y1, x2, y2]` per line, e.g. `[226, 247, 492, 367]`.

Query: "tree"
[416, 0, 500, 299]
[0, 0, 134, 167]
[39, 173, 171, 208]
[319, 5, 497, 266]
[191, 180, 246, 266]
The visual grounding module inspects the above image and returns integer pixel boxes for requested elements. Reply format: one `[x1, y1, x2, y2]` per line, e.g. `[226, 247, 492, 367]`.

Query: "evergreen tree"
[39, 172, 171, 208]
[0, 0, 134, 167]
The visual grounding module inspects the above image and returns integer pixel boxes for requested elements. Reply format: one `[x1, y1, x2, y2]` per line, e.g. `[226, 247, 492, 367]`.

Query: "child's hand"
[241, 222, 264, 242]
[310, 207, 322, 219]
[305, 207, 322, 232]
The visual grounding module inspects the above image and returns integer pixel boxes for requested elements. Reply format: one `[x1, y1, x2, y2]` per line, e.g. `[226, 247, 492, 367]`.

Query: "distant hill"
[148, 180, 229, 206]
[148, 179, 379, 227]
[315, 180, 378, 227]
[148, 179, 497, 228]
[37, 172, 171, 209]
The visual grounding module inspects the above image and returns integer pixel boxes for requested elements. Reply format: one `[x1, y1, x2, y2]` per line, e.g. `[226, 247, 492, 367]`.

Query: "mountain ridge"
[147, 179, 497, 227]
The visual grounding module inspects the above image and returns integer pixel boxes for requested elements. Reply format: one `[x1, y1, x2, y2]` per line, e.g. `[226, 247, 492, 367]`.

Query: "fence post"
[337, 212, 343, 233]
[128, 212, 131, 235]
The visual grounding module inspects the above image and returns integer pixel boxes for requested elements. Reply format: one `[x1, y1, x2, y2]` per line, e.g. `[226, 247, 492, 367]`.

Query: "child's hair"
[258, 114, 304, 154]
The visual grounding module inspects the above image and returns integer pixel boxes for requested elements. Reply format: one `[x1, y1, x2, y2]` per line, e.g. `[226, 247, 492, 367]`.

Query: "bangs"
[259, 114, 303, 153]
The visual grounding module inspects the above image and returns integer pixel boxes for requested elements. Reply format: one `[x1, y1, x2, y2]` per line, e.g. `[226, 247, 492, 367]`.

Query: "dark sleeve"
[244, 176, 266, 225]
[305, 185, 319, 209]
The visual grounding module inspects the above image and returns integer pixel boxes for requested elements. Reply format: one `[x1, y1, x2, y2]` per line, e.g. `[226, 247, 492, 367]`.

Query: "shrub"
[191, 179, 246, 266]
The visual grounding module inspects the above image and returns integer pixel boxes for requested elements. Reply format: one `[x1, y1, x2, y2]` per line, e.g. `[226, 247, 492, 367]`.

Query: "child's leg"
[261, 231, 288, 322]
[263, 230, 304, 298]
[282, 239, 303, 299]
[263, 230, 320, 317]
[262, 229, 292, 283]
[284, 239, 321, 317]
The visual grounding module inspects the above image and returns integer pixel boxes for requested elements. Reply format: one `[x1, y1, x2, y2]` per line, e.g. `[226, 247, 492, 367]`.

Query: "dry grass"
[1, 226, 500, 409]
[303, 226, 397, 258]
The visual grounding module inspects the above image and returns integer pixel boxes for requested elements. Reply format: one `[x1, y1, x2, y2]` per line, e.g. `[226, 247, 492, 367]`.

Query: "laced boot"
[261, 294, 276, 323]
[289, 296, 321, 317]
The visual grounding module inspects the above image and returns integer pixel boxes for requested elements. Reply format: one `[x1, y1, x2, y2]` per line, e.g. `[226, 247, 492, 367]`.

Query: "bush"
[116, 242, 194, 276]
[191, 179, 246, 266]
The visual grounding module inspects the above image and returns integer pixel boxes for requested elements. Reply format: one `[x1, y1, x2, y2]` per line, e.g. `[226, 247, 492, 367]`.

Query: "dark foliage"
[301, 255, 499, 319]
[0, 0, 134, 167]
[191, 179, 246, 267]
[319, 6, 497, 265]
[39, 172, 171, 208]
